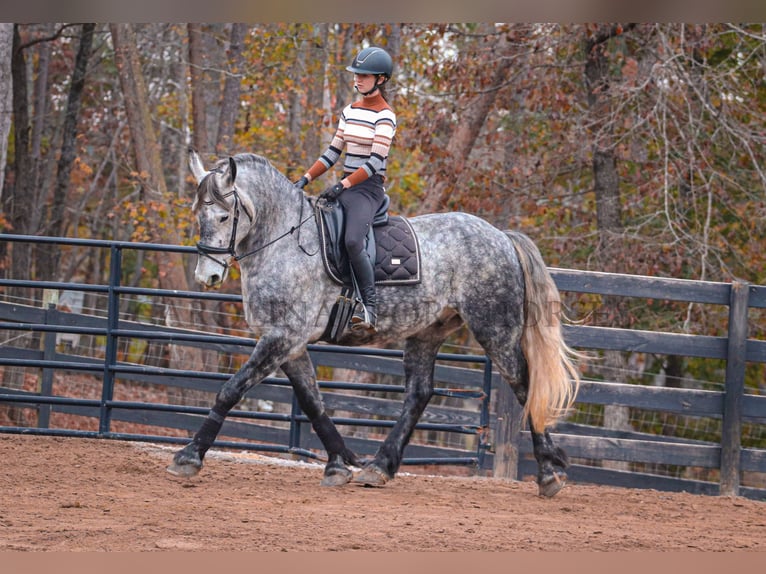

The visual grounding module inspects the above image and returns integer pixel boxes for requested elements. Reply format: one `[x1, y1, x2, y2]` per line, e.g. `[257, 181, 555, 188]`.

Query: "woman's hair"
[377, 81, 388, 101]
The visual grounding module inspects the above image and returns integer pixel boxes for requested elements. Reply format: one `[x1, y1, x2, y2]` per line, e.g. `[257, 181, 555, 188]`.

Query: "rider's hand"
[320, 182, 345, 201]
[294, 176, 309, 189]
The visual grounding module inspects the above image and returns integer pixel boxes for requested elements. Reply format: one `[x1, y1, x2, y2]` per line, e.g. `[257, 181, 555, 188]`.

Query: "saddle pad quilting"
[373, 219, 421, 284]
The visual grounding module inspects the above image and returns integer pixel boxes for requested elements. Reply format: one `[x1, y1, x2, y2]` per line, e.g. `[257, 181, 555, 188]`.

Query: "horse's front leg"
[167, 334, 295, 478]
[280, 351, 360, 486]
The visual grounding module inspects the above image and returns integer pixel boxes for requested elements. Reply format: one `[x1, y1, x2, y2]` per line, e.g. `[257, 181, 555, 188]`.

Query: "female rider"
[296, 46, 396, 334]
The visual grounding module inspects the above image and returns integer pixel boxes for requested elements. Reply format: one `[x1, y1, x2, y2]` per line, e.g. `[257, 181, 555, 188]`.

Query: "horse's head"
[188, 148, 254, 288]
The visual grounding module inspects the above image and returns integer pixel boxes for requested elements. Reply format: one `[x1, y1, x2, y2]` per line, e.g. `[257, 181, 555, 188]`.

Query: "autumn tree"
[413, 24, 518, 213]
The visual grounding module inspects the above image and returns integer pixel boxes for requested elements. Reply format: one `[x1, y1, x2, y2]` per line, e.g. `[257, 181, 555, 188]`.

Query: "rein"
[196, 187, 317, 271]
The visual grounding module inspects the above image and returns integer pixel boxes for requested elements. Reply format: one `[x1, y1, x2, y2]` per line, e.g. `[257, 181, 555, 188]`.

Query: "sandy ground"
[0, 434, 763, 552]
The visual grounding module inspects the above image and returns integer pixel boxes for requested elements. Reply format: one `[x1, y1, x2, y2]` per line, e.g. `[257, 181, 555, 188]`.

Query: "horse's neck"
[263, 183, 310, 230]
[240, 181, 317, 261]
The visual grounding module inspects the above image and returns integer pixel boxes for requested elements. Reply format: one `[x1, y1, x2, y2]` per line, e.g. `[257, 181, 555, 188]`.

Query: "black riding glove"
[320, 182, 345, 201]
[294, 176, 309, 189]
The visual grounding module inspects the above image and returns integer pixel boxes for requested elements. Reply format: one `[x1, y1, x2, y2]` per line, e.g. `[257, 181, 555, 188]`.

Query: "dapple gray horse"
[167, 149, 581, 497]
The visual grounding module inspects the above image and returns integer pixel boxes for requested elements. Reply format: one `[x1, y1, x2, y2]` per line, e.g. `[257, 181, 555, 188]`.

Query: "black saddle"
[315, 194, 421, 343]
[316, 194, 421, 287]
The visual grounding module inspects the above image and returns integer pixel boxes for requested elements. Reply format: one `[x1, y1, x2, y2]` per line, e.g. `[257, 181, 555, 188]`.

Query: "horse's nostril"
[210, 275, 221, 286]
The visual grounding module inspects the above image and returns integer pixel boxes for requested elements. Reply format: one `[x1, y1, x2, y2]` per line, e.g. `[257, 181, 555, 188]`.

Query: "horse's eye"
[220, 215, 230, 223]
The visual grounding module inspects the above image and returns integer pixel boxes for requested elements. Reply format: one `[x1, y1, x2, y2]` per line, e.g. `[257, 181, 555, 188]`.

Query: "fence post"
[288, 391, 302, 453]
[492, 369, 523, 480]
[99, 245, 122, 435]
[38, 291, 58, 429]
[720, 280, 749, 496]
[477, 358, 493, 470]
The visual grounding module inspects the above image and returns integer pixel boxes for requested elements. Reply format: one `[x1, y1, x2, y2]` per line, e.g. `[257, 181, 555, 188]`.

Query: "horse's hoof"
[353, 465, 389, 487]
[538, 471, 566, 498]
[166, 447, 203, 478]
[166, 460, 202, 478]
[321, 470, 352, 487]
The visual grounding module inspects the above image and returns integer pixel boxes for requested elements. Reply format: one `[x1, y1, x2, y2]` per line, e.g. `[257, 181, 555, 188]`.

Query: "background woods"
[1, 23, 765, 400]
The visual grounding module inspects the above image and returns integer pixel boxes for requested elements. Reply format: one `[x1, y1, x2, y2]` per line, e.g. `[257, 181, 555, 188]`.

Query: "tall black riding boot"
[348, 250, 377, 334]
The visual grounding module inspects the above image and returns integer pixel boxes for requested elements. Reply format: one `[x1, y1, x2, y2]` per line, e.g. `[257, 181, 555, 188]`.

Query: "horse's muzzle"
[195, 255, 229, 288]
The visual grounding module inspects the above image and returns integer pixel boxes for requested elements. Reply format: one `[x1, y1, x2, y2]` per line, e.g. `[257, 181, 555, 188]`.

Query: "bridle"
[195, 186, 316, 274]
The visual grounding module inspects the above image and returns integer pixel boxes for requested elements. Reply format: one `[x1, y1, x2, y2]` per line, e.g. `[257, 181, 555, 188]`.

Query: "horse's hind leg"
[503, 354, 569, 497]
[467, 323, 569, 497]
[280, 352, 359, 486]
[530, 427, 569, 497]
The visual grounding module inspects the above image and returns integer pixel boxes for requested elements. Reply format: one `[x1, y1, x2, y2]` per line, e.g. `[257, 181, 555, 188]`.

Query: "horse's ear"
[188, 147, 208, 185]
[228, 157, 237, 185]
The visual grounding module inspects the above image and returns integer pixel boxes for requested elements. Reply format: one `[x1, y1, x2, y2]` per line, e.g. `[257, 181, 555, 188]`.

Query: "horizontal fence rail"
[0, 233, 764, 501]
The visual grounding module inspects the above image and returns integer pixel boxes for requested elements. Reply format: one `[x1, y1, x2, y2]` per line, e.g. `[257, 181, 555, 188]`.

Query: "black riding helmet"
[347, 47, 393, 95]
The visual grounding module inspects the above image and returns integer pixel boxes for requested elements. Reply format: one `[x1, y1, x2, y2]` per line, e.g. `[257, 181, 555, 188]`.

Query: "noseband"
[196, 186, 316, 274]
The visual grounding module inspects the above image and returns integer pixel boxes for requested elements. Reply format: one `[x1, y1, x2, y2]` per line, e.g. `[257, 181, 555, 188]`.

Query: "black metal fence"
[1, 233, 764, 500]
[0, 234, 494, 467]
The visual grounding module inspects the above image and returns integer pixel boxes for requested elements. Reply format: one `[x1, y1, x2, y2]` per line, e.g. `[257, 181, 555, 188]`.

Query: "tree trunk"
[29, 24, 52, 224]
[187, 23, 209, 154]
[188, 24, 227, 156]
[593, 149, 622, 234]
[286, 23, 329, 176]
[27, 25, 61, 282]
[303, 24, 329, 169]
[0, 23, 13, 324]
[37, 23, 95, 281]
[287, 26, 308, 174]
[111, 24, 168, 198]
[0, 23, 12, 201]
[335, 26, 356, 124]
[216, 23, 247, 154]
[2, 25, 35, 413]
[584, 24, 636, 241]
[9, 25, 34, 298]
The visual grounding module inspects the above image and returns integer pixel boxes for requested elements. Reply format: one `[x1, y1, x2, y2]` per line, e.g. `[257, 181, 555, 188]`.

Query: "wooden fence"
[0, 234, 764, 500]
[549, 269, 766, 499]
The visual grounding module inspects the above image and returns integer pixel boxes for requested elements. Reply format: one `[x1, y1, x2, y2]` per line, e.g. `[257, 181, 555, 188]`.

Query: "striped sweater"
[306, 92, 397, 187]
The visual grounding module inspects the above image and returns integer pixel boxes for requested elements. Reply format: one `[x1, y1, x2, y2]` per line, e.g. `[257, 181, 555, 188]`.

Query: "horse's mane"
[194, 153, 290, 212]
[232, 153, 273, 172]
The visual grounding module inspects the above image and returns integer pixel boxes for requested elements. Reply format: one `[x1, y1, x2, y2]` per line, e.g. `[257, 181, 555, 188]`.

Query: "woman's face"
[354, 73, 380, 94]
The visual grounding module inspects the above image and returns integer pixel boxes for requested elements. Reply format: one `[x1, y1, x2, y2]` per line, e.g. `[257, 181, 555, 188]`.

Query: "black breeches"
[338, 175, 385, 257]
